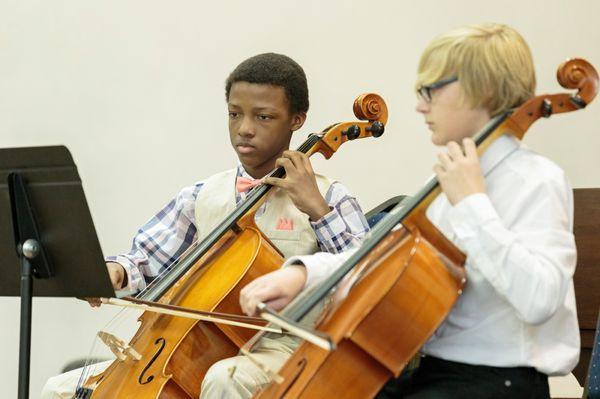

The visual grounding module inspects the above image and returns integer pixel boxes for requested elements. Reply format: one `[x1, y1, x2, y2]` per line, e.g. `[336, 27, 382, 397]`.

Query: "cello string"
[75, 304, 136, 391]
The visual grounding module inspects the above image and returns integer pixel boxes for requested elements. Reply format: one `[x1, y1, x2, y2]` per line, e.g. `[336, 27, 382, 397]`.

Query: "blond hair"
[416, 23, 536, 116]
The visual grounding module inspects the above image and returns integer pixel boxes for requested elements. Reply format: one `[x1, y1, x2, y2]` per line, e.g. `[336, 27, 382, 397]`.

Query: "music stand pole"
[18, 240, 40, 399]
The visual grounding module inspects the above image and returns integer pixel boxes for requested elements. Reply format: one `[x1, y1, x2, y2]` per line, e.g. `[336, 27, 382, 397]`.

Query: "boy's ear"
[290, 112, 307, 132]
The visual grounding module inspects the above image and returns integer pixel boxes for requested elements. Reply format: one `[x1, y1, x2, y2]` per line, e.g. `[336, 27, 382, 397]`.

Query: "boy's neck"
[243, 163, 276, 180]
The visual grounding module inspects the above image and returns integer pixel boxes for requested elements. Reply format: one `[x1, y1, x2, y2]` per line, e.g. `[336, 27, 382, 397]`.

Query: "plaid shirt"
[107, 165, 369, 292]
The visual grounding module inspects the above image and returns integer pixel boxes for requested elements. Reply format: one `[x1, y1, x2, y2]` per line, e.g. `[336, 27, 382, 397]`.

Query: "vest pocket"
[264, 229, 318, 259]
[265, 229, 302, 241]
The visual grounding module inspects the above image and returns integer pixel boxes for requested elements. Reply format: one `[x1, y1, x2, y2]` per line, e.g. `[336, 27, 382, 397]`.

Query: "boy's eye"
[258, 114, 272, 121]
[228, 112, 239, 118]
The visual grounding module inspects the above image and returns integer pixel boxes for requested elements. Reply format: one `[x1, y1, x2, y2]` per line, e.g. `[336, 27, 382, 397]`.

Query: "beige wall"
[1, 0, 599, 397]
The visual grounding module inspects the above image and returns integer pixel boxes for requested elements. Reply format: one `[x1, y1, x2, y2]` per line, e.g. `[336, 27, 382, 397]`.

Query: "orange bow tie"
[236, 176, 263, 193]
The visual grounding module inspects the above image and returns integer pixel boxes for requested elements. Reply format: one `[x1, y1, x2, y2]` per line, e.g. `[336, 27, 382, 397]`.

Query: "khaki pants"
[41, 360, 112, 399]
[201, 289, 324, 399]
[200, 334, 300, 399]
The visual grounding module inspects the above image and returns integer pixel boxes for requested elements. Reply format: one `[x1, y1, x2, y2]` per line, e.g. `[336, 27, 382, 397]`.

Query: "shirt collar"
[236, 164, 253, 179]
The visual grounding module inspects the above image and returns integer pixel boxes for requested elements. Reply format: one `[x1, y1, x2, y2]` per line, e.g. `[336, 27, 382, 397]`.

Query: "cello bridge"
[97, 331, 142, 362]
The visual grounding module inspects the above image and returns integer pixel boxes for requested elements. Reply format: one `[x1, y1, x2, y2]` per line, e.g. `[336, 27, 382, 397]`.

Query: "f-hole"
[280, 358, 308, 396]
[139, 337, 166, 385]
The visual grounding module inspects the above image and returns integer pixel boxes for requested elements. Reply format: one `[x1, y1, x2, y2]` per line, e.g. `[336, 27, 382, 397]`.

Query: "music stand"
[0, 146, 115, 399]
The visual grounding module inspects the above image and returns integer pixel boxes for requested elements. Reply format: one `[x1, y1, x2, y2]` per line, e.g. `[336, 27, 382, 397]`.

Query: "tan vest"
[195, 168, 335, 259]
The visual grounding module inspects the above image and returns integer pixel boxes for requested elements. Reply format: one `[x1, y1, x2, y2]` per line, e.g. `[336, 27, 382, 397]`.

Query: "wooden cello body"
[254, 58, 599, 399]
[76, 94, 389, 398]
[255, 184, 467, 398]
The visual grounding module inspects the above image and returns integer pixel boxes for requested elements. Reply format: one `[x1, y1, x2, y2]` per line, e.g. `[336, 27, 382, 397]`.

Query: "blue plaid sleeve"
[106, 182, 203, 292]
[311, 182, 369, 253]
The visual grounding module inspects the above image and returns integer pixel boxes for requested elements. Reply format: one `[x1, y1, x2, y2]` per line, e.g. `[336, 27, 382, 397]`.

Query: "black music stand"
[0, 146, 115, 399]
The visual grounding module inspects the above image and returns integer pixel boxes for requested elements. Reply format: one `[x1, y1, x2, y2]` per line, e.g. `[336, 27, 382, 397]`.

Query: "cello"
[252, 58, 599, 398]
[75, 93, 389, 398]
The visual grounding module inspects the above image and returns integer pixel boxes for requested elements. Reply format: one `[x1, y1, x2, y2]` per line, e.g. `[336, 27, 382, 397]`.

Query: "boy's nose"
[415, 98, 430, 114]
[238, 117, 256, 137]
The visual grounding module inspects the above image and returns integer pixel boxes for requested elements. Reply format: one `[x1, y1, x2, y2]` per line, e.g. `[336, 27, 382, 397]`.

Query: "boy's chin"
[430, 133, 446, 146]
[236, 153, 256, 165]
[238, 158, 265, 174]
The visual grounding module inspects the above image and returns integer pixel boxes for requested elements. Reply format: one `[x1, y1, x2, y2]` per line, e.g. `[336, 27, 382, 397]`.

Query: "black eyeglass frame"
[417, 76, 458, 102]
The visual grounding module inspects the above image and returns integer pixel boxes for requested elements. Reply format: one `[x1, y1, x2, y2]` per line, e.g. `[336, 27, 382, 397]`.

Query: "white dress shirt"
[285, 134, 579, 376]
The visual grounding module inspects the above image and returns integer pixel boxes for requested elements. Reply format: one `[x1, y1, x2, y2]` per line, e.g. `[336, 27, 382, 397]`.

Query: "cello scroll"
[310, 93, 388, 158]
[509, 58, 599, 136]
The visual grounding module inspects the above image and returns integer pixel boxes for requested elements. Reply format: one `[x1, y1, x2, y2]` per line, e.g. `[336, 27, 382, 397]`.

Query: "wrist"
[120, 266, 128, 289]
[107, 262, 127, 289]
[307, 198, 331, 221]
[451, 188, 485, 206]
[287, 264, 308, 287]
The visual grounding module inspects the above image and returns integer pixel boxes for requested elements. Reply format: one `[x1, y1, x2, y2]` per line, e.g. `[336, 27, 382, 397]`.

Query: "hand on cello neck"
[263, 150, 331, 221]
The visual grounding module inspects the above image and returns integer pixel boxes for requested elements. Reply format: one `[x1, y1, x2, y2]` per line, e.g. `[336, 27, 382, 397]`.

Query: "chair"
[583, 310, 600, 398]
[572, 188, 600, 386]
[365, 195, 407, 228]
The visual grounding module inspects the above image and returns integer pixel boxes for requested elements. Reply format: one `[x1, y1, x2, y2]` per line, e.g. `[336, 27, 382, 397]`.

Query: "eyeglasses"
[417, 76, 458, 103]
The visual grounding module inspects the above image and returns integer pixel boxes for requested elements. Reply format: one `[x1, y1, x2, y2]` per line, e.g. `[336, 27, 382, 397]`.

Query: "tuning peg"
[366, 121, 385, 137]
[342, 125, 361, 140]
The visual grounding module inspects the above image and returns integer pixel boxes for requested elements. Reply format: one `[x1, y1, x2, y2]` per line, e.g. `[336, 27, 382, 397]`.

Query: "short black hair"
[225, 53, 309, 114]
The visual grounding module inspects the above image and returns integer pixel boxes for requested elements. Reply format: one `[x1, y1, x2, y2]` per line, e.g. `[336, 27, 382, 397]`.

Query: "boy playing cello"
[242, 24, 579, 398]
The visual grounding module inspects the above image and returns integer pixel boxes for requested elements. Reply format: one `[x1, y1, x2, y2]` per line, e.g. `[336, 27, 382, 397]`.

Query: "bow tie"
[236, 176, 263, 193]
